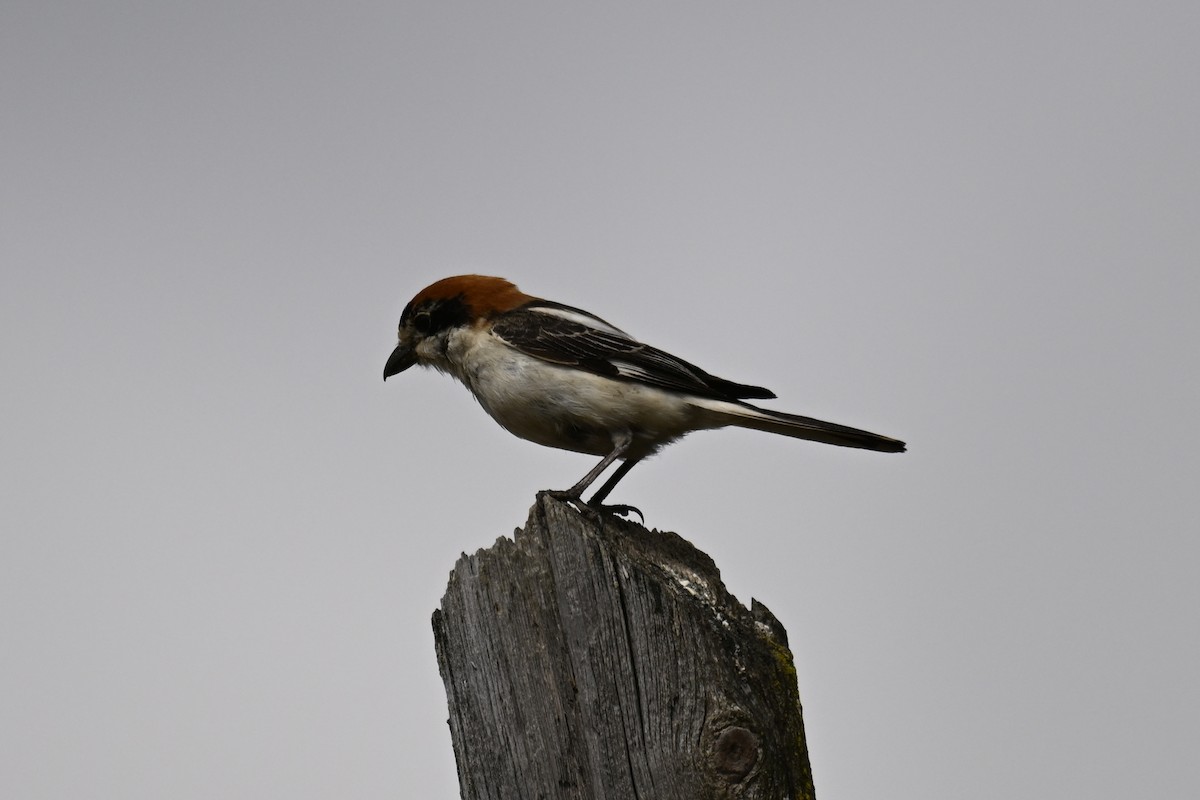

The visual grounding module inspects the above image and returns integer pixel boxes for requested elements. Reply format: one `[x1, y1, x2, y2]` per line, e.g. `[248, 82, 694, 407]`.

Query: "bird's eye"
[413, 310, 433, 333]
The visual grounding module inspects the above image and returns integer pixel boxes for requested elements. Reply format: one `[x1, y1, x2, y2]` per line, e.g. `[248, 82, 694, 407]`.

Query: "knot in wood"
[713, 725, 759, 781]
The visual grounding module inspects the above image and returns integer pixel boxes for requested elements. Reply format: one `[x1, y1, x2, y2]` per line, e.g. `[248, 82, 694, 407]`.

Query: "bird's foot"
[538, 490, 643, 523]
[588, 502, 644, 523]
[538, 489, 590, 516]
[539, 488, 580, 503]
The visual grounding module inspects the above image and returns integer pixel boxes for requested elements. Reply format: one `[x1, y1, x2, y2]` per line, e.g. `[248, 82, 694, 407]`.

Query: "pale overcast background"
[3, 2, 1197, 798]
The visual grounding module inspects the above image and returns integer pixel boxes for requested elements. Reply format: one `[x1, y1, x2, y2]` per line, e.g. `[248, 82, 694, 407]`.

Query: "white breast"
[441, 327, 705, 457]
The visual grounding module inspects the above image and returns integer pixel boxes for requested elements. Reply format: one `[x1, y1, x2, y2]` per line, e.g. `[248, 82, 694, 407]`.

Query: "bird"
[383, 275, 904, 515]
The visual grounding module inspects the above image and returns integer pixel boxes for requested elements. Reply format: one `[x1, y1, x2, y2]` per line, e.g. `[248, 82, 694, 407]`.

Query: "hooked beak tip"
[383, 343, 416, 381]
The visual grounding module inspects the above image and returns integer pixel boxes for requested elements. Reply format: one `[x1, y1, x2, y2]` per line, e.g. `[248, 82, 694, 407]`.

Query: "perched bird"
[384, 275, 904, 513]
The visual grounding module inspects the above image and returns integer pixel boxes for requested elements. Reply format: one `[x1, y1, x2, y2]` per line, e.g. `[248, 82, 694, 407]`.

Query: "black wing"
[491, 303, 776, 402]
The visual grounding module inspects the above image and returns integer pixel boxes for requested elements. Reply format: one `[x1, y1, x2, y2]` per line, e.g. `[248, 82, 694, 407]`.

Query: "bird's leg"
[543, 431, 642, 520]
[547, 430, 632, 499]
[584, 457, 644, 521]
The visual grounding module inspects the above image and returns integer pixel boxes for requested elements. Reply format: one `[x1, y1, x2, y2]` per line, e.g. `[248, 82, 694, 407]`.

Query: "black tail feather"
[729, 404, 906, 452]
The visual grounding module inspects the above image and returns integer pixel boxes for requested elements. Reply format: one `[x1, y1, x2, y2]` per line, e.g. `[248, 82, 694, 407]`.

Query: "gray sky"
[3, 2, 1197, 798]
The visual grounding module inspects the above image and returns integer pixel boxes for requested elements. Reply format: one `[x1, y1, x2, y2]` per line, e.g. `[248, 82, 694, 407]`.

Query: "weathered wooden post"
[432, 494, 816, 800]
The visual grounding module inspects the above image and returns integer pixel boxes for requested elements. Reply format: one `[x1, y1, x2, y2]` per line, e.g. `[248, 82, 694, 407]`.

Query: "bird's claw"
[538, 490, 643, 524]
[590, 503, 644, 523]
[538, 489, 590, 516]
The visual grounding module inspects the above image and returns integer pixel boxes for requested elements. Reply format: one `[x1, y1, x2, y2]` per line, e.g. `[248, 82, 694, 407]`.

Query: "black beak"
[383, 343, 416, 380]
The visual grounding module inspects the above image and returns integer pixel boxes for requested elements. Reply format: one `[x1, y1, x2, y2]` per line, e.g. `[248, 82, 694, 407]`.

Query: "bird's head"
[384, 275, 533, 380]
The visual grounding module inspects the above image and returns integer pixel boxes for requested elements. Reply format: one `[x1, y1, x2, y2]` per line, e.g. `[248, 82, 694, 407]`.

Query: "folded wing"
[492, 302, 776, 402]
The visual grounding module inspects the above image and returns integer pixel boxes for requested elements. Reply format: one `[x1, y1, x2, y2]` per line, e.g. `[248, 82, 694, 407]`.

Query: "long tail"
[702, 400, 906, 453]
